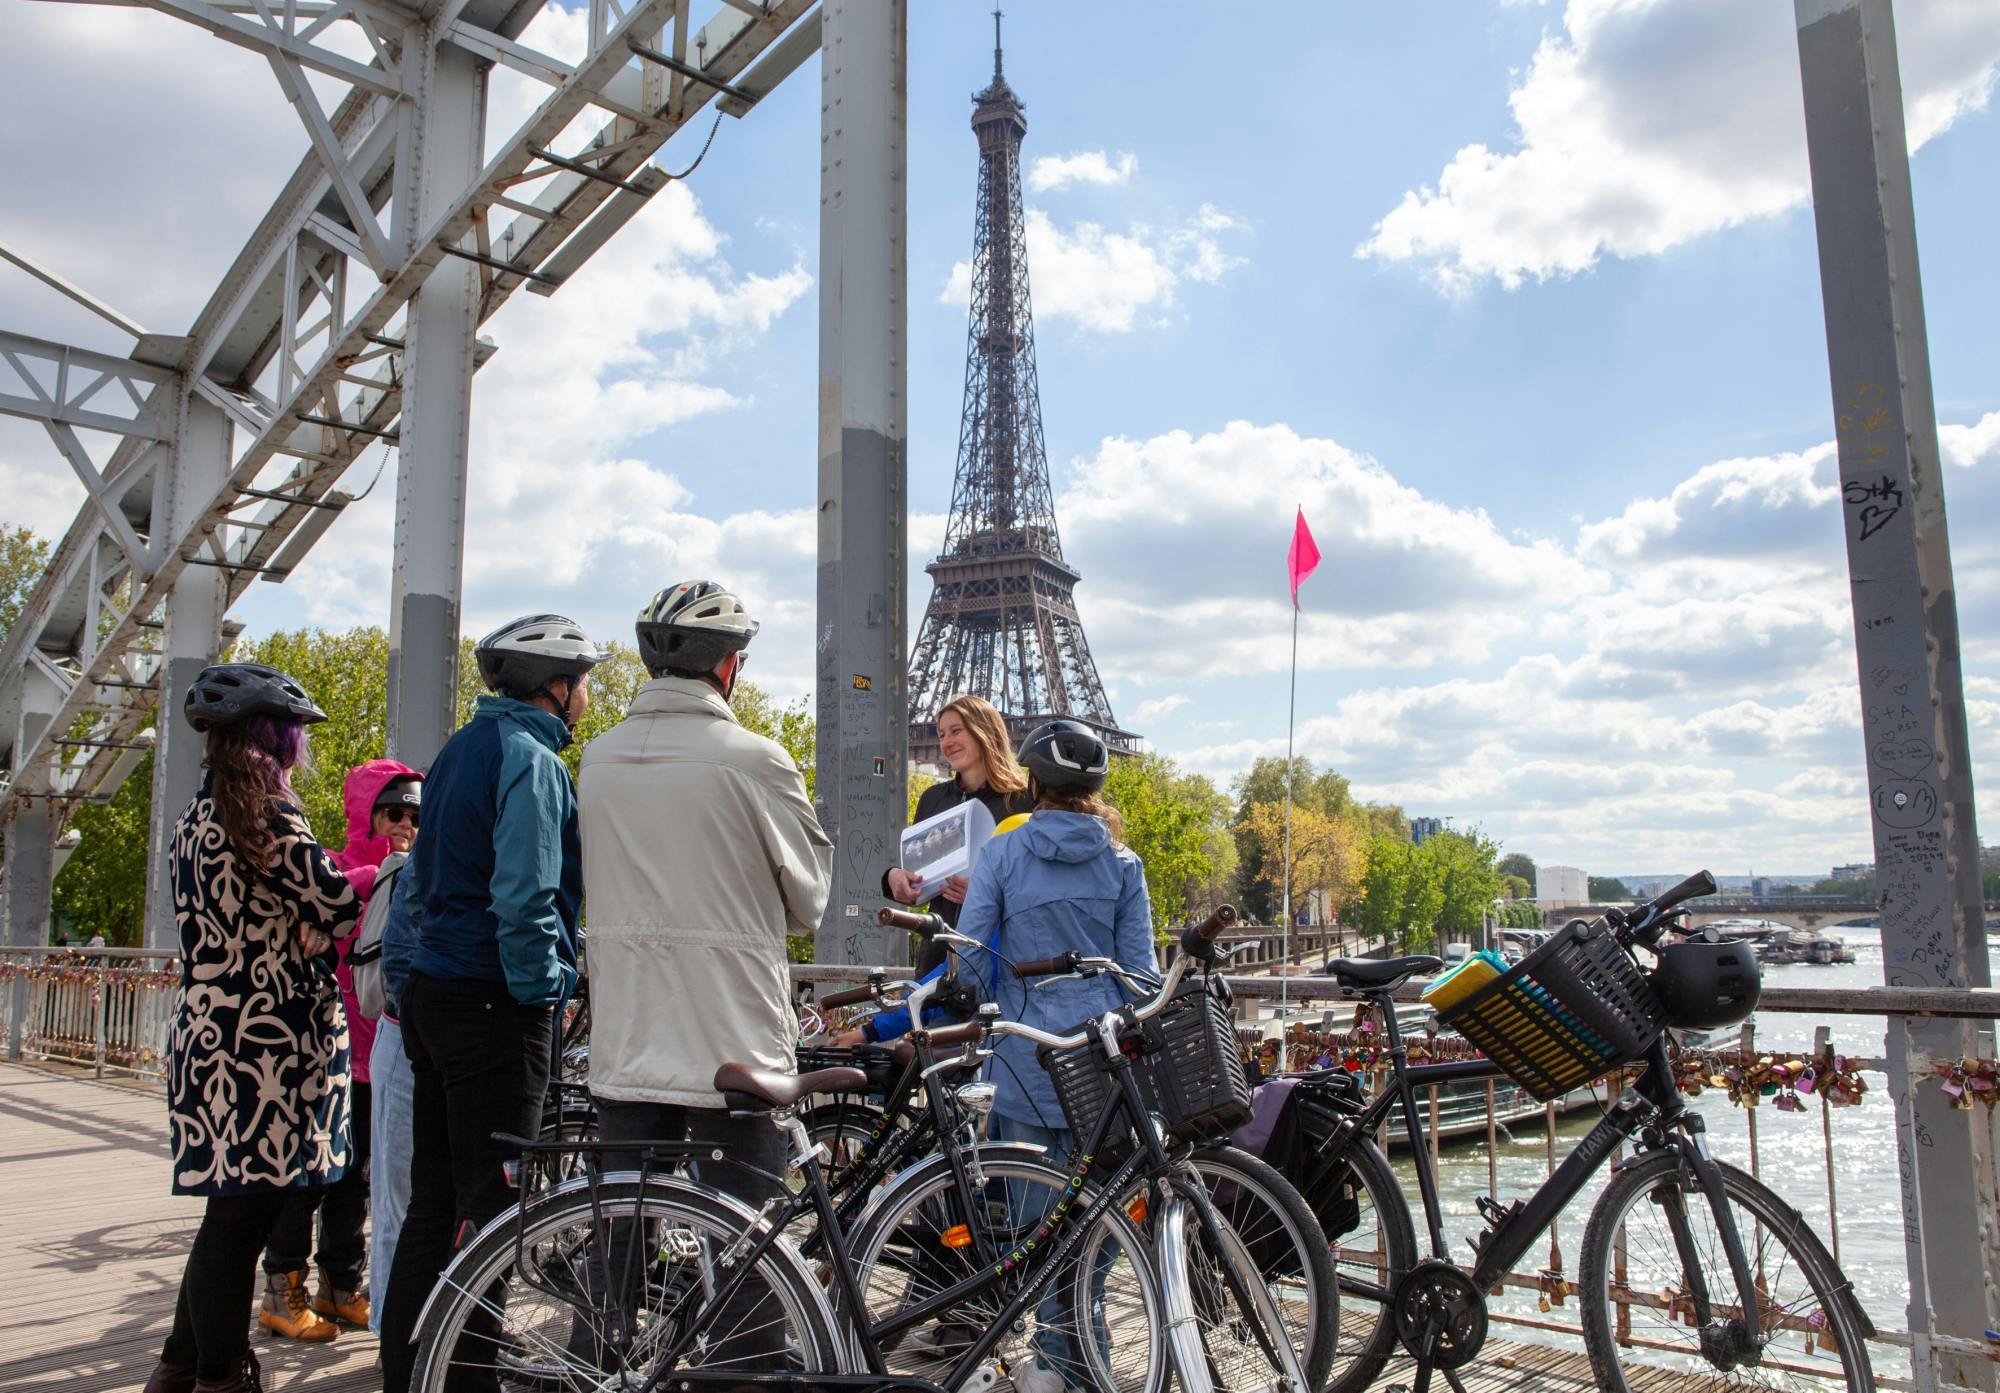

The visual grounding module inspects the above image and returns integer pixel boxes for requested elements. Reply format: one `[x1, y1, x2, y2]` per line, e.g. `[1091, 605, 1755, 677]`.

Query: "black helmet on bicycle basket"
[1649, 934, 1761, 1031]
[473, 614, 608, 700]
[635, 580, 759, 678]
[183, 663, 328, 732]
[1019, 720, 1111, 795]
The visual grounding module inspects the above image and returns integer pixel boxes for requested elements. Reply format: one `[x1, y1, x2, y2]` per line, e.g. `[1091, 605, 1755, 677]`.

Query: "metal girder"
[0, 0, 820, 836]
[0, 330, 169, 441]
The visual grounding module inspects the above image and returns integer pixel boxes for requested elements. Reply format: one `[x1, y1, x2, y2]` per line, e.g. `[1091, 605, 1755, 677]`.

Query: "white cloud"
[1027, 150, 1138, 193]
[1131, 694, 1191, 725]
[941, 205, 1248, 334]
[1357, 0, 2000, 293]
[1061, 410, 1998, 870]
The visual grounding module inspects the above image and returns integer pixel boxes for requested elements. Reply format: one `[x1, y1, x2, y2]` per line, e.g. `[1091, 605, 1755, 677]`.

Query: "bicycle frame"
[1302, 992, 1768, 1350]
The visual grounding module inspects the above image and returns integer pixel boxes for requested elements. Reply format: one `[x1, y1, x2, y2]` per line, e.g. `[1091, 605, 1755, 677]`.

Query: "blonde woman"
[884, 695, 1034, 972]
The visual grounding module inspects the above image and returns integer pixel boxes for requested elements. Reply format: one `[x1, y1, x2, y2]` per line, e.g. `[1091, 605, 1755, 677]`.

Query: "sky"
[3, 0, 1998, 879]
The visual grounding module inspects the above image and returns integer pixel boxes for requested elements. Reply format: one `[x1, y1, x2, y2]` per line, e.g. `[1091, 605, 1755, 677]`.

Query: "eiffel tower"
[907, 13, 1138, 767]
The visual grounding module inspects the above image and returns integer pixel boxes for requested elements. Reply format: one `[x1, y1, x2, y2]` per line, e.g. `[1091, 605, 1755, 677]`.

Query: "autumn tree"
[1241, 801, 1365, 927]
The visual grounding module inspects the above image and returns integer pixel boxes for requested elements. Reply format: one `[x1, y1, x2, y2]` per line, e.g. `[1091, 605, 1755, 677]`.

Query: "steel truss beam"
[1, 0, 819, 832]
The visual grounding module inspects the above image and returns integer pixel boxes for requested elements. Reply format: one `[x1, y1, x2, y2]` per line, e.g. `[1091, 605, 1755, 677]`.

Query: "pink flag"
[1287, 507, 1320, 609]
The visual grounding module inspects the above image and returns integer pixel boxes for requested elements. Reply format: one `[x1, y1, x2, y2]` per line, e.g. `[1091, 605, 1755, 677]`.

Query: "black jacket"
[883, 777, 1035, 972]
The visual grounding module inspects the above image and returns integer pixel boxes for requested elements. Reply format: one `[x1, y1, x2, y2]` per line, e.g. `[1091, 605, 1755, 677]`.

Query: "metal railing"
[0, 946, 180, 1081]
[794, 960, 2000, 1392]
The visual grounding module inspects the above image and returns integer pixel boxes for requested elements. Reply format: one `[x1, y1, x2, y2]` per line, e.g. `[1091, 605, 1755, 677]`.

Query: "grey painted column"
[386, 33, 483, 769]
[143, 396, 232, 949]
[6, 664, 64, 1056]
[1794, 4, 1998, 1388]
[813, 0, 909, 965]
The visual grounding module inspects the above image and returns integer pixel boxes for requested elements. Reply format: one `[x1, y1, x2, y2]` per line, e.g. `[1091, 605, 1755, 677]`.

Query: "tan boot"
[257, 1269, 337, 1342]
[311, 1269, 370, 1328]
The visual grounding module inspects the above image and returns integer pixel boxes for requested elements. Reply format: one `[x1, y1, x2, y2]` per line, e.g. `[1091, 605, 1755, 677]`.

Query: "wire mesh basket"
[1433, 919, 1667, 1101]
[1039, 975, 1253, 1158]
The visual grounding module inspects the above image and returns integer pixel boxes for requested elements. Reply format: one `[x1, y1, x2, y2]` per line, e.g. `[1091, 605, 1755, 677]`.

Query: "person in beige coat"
[574, 579, 832, 1363]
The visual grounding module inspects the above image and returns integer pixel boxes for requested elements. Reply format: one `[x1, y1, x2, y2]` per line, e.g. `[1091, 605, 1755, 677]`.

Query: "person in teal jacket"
[378, 613, 606, 1393]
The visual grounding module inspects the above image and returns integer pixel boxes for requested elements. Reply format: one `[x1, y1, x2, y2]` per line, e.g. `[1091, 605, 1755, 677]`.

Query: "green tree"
[51, 750, 154, 945]
[1499, 874, 1532, 903]
[1353, 834, 1445, 953]
[1428, 828, 1503, 943]
[237, 627, 394, 845]
[1, 525, 51, 646]
[1497, 852, 1537, 895]
[1983, 865, 1999, 903]
[1499, 899, 1543, 929]
[1106, 752, 1230, 936]
[1587, 875, 1632, 901]
[1241, 800, 1365, 927]
[1813, 874, 1877, 901]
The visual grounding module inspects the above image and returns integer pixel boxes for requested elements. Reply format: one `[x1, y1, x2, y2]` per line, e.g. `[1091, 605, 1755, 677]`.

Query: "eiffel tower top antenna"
[993, 6, 1004, 79]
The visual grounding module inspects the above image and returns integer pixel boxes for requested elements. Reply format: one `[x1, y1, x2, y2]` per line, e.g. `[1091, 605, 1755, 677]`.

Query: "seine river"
[1384, 925, 1995, 1343]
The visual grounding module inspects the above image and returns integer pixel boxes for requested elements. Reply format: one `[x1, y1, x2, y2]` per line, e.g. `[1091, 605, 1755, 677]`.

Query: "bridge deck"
[0, 1060, 1732, 1393]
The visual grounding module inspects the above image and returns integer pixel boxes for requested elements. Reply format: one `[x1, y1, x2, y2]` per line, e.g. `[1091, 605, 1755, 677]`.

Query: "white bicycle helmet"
[473, 613, 608, 699]
[635, 581, 760, 676]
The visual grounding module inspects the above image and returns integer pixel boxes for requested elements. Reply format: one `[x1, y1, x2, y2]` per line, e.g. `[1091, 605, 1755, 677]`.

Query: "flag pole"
[1281, 581, 1298, 1018]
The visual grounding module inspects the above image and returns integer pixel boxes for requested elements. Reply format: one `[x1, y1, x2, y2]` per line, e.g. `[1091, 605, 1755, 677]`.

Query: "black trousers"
[378, 972, 553, 1393]
[263, 1080, 371, 1285]
[569, 1098, 793, 1369]
[161, 1192, 290, 1379]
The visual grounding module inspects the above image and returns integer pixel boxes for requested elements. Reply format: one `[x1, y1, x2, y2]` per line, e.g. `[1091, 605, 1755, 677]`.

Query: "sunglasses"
[377, 805, 420, 826]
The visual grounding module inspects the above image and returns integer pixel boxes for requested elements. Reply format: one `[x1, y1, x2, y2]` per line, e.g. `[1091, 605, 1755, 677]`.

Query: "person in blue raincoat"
[843, 719, 1154, 1393]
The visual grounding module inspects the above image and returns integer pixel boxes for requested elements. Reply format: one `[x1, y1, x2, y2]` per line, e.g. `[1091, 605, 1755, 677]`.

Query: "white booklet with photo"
[900, 798, 997, 886]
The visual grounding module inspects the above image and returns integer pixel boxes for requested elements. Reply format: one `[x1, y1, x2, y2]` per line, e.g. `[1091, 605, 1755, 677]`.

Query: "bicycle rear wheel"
[410, 1177, 845, 1392]
[1579, 1151, 1875, 1392]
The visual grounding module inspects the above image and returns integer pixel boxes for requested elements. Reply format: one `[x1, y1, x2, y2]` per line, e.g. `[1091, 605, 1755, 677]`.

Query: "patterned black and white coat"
[166, 778, 360, 1196]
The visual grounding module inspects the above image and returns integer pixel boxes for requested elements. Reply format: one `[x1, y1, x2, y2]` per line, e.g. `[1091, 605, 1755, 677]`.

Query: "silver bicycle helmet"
[473, 613, 608, 699]
[635, 581, 760, 677]
[1019, 719, 1111, 795]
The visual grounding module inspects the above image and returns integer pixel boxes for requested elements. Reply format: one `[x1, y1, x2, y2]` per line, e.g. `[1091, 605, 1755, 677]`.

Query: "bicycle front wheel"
[850, 1148, 1168, 1393]
[1182, 1145, 1339, 1392]
[411, 1177, 847, 1392]
[1579, 1151, 1875, 1392]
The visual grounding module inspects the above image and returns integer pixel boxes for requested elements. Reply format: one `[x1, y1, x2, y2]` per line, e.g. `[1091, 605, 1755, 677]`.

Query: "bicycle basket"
[797, 1043, 899, 1093]
[1433, 919, 1666, 1101]
[1150, 974, 1253, 1140]
[1037, 974, 1253, 1159]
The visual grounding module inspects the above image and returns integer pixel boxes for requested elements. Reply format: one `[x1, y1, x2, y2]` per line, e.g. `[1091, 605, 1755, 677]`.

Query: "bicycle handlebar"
[818, 983, 880, 1009]
[878, 906, 949, 936]
[1177, 903, 1238, 964]
[1013, 950, 1083, 980]
[1609, 869, 1719, 946]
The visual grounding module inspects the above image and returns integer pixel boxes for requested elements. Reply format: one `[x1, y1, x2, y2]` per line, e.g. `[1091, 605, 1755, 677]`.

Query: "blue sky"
[3, 0, 1997, 876]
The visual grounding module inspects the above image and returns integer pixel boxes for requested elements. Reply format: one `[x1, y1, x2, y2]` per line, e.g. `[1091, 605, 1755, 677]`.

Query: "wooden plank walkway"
[0, 1060, 1713, 1393]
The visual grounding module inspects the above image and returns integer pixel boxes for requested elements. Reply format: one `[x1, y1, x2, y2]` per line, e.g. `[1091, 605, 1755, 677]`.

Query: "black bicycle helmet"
[1019, 719, 1111, 795]
[183, 663, 328, 732]
[635, 580, 759, 677]
[473, 613, 608, 698]
[1650, 933, 1762, 1030]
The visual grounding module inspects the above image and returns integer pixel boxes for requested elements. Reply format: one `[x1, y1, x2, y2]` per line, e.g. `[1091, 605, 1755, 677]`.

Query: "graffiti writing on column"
[1835, 381, 1903, 542]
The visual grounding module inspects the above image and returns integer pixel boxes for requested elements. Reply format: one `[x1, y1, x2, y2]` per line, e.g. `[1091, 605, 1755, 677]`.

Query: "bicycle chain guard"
[1391, 1258, 1489, 1370]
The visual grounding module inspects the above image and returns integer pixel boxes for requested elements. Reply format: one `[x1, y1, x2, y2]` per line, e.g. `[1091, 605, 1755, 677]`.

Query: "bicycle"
[1265, 870, 1874, 1393]
[407, 906, 1328, 1393]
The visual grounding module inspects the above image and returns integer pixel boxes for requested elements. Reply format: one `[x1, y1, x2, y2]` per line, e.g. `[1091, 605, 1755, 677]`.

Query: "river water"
[1380, 924, 1996, 1343]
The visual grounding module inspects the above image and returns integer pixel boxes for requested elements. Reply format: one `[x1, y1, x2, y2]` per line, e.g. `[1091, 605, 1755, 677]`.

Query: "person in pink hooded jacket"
[257, 758, 421, 1342]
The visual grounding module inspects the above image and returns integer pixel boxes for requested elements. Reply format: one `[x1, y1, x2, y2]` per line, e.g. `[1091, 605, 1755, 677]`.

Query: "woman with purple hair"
[144, 663, 361, 1393]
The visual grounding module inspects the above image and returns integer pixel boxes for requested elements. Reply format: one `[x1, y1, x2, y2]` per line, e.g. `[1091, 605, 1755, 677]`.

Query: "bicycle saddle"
[713, 1062, 871, 1108]
[1325, 955, 1444, 990]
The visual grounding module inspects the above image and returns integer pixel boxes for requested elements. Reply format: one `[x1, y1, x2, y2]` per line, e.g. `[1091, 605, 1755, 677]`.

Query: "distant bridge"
[1544, 901, 1877, 934]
